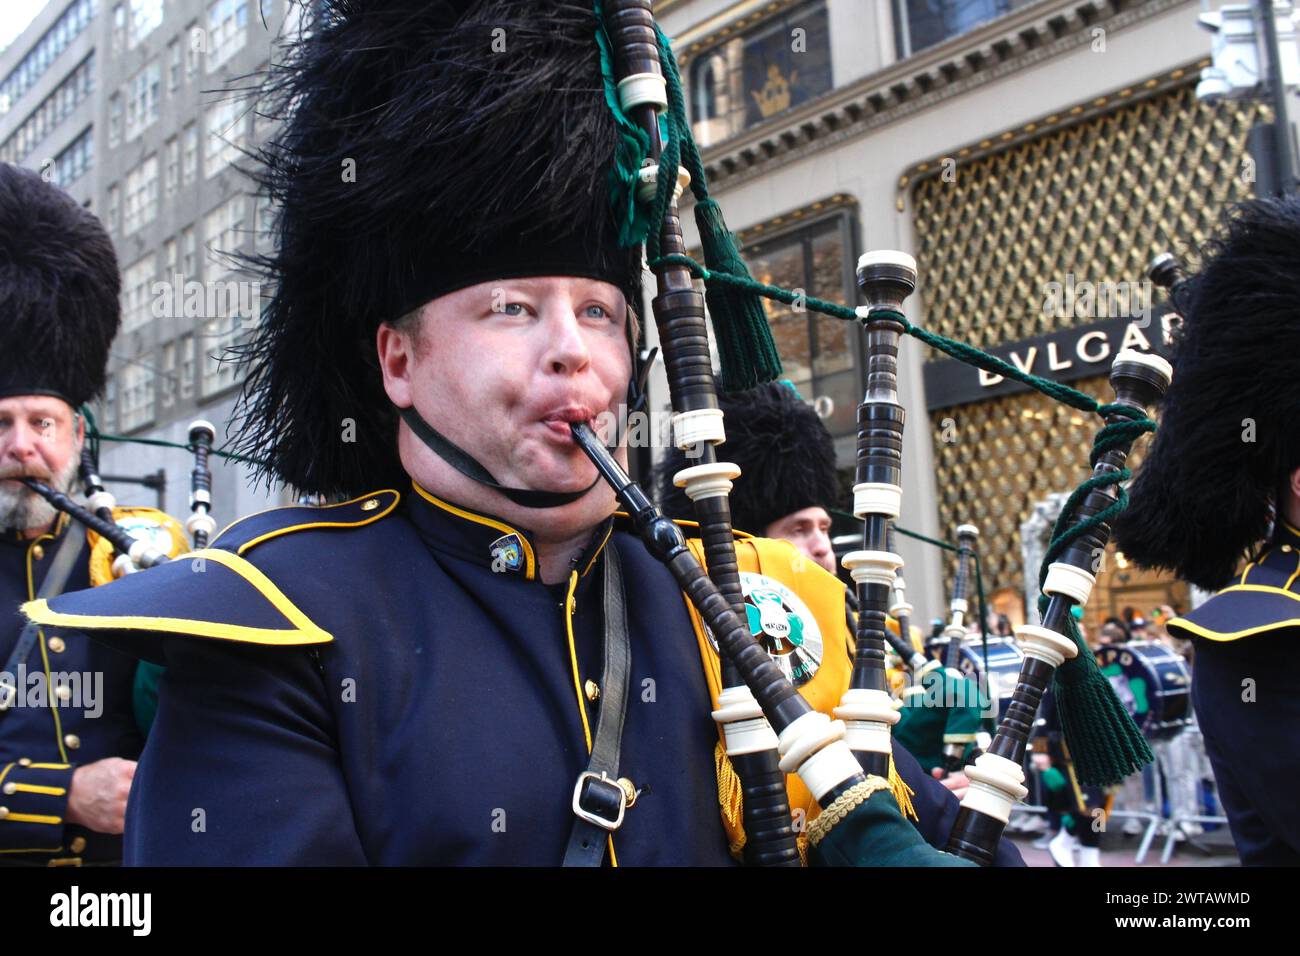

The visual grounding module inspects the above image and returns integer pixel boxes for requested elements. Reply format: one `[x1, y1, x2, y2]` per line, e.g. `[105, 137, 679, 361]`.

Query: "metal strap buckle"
[571, 771, 627, 832]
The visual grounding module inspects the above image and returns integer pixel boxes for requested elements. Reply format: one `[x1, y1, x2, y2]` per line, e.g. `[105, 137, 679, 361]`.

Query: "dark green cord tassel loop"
[1037, 404, 1157, 786]
[594, 0, 782, 392]
[653, 25, 781, 391]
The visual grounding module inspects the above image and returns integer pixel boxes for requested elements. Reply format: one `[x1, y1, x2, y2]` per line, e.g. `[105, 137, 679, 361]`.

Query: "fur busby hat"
[232, 1, 644, 497]
[0, 163, 120, 407]
[657, 381, 839, 534]
[1114, 196, 1300, 591]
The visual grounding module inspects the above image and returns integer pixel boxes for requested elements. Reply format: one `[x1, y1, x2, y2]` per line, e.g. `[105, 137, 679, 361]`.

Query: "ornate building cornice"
[693, 0, 1193, 190]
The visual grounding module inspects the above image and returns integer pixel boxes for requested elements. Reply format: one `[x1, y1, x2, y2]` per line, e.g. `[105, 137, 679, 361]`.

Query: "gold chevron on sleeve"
[21, 548, 333, 647]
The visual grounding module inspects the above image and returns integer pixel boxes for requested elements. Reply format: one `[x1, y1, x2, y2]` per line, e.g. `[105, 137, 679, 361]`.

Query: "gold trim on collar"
[21, 548, 333, 647]
[1238, 559, 1257, 586]
[1285, 553, 1300, 591]
[580, 524, 614, 578]
[211, 489, 401, 551]
[411, 482, 536, 581]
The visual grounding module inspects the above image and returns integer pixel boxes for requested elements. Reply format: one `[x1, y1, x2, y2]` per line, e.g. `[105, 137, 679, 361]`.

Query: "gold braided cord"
[714, 740, 747, 859]
[806, 776, 892, 848]
[887, 758, 917, 823]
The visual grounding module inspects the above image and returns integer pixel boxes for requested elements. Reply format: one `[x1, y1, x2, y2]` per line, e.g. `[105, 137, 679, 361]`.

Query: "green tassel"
[695, 199, 782, 391]
[649, 22, 782, 393]
[1048, 605, 1153, 786]
[1031, 416, 1154, 787]
[594, 0, 651, 249]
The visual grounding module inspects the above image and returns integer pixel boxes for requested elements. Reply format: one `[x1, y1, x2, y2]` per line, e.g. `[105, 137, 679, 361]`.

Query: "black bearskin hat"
[231, 1, 644, 497]
[1114, 196, 1300, 591]
[0, 163, 120, 407]
[657, 381, 839, 534]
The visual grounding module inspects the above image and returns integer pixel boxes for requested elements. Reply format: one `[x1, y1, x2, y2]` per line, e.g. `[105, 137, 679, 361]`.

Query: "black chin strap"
[398, 406, 599, 509]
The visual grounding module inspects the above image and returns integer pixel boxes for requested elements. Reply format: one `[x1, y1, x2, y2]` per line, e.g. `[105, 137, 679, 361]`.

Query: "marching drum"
[1096, 640, 1192, 739]
[925, 634, 1024, 722]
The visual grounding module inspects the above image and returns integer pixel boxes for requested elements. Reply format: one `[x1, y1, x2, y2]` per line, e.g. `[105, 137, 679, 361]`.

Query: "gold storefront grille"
[911, 80, 1266, 598]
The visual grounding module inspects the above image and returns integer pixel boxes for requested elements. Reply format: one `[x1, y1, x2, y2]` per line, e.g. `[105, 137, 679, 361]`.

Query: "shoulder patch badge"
[706, 571, 823, 686]
[490, 533, 525, 574]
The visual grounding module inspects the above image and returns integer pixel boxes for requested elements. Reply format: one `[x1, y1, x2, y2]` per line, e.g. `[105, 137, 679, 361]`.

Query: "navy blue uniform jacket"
[26, 485, 1022, 865]
[1, 517, 145, 863]
[1168, 520, 1300, 866]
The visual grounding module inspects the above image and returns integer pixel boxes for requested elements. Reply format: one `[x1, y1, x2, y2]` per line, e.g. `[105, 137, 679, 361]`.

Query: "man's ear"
[66, 408, 85, 454]
[376, 321, 416, 408]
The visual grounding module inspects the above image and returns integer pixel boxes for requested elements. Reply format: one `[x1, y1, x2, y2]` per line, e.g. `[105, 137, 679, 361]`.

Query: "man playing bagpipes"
[1115, 196, 1300, 866]
[22, 2, 1021, 865]
[0, 164, 186, 865]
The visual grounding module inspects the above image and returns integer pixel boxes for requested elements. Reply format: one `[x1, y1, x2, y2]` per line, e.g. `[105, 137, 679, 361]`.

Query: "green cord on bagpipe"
[600, 12, 1156, 784]
[77, 404, 267, 467]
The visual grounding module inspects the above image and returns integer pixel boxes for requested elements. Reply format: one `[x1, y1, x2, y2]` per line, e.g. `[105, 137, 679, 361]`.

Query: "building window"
[201, 195, 252, 396]
[123, 155, 160, 235]
[168, 39, 182, 92]
[255, 192, 274, 252]
[0, 0, 97, 112]
[107, 184, 121, 235]
[182, 226, 199, 278]
[51, 127, 93, 187]
[121, 254, 158, 333]
[165, 136, 179, 197]
[108, 93, 123, 148]
[126, 63, 161, 141]
[119, 362, 156, 432]
[180, 335, 196, 399]
[688, 0, 832, 148]
[160, 341, 178, 408]
[204, 194, 247, 265]
[182, 122, 199, 184]
[129, 0, 165, 49]
[112, 4, 128, 54]
[186, 21, 202, 77]
[205, 98, 247, 177]
[164, 236, 178, 277]
[208, 0, 249, 72]
[894, 0, 1026, 59]
[101, 374, 118, 433]
[0, 55, 96, 168]
[201, 314, 246, 396]
[743, 214, 858, 443]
